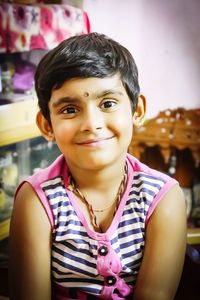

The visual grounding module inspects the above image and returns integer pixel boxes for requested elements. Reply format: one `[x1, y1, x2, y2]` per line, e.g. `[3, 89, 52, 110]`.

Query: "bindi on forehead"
[83, 92, 90, 97]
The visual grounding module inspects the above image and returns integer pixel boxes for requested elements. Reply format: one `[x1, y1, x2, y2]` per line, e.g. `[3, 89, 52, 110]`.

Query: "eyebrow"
[52, 96, 78, 108]
[96, 89, 124, 98]
[52, 89, 124, 108]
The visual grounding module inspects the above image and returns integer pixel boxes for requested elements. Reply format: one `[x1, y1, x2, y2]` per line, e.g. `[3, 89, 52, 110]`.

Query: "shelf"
[187, 228, 200, 245]
[0, 98, 41, 146]
[0, 123, 40, 147]
[0, 219, 10, 241]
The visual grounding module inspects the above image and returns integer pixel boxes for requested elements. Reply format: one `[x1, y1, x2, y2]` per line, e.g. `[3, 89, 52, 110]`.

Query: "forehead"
[50, 75, 127, 101]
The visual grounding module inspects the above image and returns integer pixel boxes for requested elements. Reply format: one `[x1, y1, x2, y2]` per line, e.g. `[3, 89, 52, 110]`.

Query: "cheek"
[114, 109, 133, 132]
[111, 112, 133, 145]
[51, 121, 75, 143]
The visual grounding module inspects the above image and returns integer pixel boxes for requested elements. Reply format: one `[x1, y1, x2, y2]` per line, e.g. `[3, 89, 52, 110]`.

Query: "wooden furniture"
[128, 107, 200, 244]
[129, 107, 200, 187]
[129, 107, 200, 167]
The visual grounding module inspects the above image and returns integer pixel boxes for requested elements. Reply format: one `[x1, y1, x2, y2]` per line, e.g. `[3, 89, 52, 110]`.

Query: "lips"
[76, 136, 114, 146]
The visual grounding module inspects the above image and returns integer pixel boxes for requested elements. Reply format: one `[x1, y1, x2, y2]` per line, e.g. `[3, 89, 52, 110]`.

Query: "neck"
[68, 156, 128, 232]
[66, 155, 127, 192]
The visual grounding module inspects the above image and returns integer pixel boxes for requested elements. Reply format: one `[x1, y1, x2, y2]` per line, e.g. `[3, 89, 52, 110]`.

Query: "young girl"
[9, 33, 186, 300]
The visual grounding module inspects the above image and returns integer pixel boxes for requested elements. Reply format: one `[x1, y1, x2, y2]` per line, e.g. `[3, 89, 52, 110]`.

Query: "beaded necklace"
[68, 164, 128, 232]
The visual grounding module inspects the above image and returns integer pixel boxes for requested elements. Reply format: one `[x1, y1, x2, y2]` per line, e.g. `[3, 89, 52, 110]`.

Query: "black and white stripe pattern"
[41, 171, 166, 296]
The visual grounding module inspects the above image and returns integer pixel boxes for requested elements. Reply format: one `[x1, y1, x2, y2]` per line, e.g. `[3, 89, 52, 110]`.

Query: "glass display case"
[0, 136, 61, 240]
[0, 99, 61, 297]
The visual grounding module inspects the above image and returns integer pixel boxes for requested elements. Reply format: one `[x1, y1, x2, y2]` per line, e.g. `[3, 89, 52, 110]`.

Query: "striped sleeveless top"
[21, 154, 177, 299]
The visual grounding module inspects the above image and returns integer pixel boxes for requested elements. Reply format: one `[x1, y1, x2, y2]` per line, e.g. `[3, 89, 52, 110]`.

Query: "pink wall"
[84, 0, 200, 118]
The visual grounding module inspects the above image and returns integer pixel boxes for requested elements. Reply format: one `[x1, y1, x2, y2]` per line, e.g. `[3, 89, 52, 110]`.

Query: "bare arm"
[9, 182, 52, 300]
[134, 184, 187, 300]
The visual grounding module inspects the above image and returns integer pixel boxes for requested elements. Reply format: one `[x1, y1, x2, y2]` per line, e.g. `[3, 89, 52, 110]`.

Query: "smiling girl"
[9, 33, 186, 300]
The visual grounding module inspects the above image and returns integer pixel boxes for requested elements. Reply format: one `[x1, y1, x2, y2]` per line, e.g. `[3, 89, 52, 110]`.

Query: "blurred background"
[0, 1, 199, 299]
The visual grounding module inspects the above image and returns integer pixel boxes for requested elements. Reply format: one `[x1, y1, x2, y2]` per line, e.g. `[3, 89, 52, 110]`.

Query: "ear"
[36, 111, 55, 141]
[132, 94, 146, 127]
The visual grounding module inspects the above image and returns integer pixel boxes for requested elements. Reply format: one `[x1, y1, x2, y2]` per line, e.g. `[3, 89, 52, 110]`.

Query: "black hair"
[35, 32, 140, 122]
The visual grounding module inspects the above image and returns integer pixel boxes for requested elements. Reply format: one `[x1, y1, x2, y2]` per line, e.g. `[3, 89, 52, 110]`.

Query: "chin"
[80, 159, 112, 171]
[76, 153, 125, 171]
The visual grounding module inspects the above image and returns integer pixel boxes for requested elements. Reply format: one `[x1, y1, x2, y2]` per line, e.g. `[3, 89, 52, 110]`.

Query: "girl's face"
[42, 75, 138, 172]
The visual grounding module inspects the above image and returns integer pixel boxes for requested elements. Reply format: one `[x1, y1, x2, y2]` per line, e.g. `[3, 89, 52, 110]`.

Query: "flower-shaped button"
[98, 245, 108, 256]
[106, 275, 117, 286]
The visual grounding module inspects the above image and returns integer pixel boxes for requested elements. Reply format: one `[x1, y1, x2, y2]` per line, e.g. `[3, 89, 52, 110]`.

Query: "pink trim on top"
[65, 154, 178, 239]
[15, 153, 178, 237]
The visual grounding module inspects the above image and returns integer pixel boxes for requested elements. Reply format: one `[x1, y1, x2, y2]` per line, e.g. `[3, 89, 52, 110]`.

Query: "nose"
[80, 106, 104, 132]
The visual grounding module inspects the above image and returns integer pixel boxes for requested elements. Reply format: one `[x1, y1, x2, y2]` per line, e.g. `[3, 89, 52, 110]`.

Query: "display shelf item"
[0, 2, 90, 53]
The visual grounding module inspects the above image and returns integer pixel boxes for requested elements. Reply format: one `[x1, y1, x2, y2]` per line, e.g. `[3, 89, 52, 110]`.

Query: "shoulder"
[151, 183, 186, 224]
[14, 155, 67, 228]
[11, 181, 52, 252]
[145, 183, 187, 269]
[10, 181, 52, 259]
[13, 182, 52, 231]
[146, 183, 187, 249]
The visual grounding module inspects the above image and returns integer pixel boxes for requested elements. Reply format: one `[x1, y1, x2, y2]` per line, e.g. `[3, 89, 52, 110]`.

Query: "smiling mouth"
[76, 136, 114, 146]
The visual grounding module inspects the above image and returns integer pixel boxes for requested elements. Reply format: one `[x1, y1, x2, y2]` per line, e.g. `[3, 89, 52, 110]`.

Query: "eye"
[61, 106, 79, 116]
[100, 100, 117, 111]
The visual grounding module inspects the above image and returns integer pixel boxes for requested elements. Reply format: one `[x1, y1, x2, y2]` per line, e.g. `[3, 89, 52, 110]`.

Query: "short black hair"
[35, 32, 140, 122]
